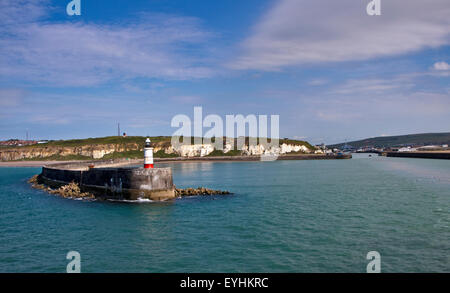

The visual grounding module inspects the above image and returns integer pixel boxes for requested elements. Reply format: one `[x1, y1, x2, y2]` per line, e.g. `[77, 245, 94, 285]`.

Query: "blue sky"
[0, 0, 449, 144]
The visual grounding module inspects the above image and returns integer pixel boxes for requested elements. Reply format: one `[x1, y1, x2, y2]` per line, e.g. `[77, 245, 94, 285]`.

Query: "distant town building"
[416, 145, 446, 151]
[398, 147, 417, 152]
[0, 139, 37, 147]
[341, 144, 355, 152]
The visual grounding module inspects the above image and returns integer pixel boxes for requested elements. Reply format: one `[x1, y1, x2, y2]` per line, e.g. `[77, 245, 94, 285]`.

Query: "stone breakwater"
[39, 161, 176, 201]
[382, 151, 450, 160]
[29, 175, 232, 201]
[175, 187, 232, 197]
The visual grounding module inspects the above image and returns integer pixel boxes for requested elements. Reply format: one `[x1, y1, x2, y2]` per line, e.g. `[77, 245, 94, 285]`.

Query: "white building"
[398, 147, 416, 152]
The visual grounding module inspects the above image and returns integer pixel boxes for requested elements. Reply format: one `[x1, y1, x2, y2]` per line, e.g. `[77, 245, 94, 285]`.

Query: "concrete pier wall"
[384, 151, 450, 160]
[41, 163, 175, 201]
[153, 153, 352, 162]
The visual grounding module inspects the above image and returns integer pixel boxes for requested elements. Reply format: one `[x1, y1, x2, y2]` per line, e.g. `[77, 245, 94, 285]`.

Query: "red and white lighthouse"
[144, 138, 154, 169]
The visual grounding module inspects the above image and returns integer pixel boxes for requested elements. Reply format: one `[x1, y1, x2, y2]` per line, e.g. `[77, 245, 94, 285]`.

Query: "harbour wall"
[383, 151, 450, 160]
[153, 153, 352, 163]
[40, 161, 175, 201]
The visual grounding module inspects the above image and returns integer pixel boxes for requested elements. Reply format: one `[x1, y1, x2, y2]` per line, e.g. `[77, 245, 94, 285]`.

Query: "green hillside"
[27, 136, 171, 148]
[25, 136, 313, 149]
[329, 132, 450, 149]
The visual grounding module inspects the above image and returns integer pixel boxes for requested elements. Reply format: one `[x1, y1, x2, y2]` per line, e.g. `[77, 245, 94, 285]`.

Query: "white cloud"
[30, 115, 70, 125]
[433, 61, 450, 70]
[0, 0, 49, 26]
[0, 89, 26, 107]
[330, 78, 414, 95]
[307, 79, 327, 86]
[231, 0, 450, 70]
[0, 2, 215, 86]
[316, 110, 363, 122]
[308, 75, 450, 122]
[169, 95, 204, 104]
[293, 136, 307, 140]
[313, 90, 450, 122]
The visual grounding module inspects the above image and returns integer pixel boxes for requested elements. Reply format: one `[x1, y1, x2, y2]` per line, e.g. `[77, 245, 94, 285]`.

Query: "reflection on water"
[360, 154, 450, 184]
[174, 162, 215, 174]
[125, 162, 215, 174]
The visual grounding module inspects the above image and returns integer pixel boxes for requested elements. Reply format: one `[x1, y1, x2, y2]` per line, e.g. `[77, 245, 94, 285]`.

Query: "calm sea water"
[0, 154, 449, 272]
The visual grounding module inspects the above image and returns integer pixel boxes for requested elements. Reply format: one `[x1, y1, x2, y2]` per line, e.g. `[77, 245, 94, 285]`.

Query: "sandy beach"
[0, 161, 78, 167]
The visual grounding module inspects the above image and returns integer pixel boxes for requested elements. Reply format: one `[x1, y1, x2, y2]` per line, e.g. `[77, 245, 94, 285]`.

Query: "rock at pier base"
[175, 186, 232, 197]
[28, 175, 95, 200]
[29, 175, 233, 200]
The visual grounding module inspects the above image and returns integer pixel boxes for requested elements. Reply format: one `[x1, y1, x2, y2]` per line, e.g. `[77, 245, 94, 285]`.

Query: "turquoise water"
[0, 154, 449, 272]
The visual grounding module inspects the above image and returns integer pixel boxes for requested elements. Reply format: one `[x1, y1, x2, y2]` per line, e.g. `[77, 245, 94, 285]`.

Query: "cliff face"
[0, 142, 312, 161]
[171, 143, 311, 157]
[0, 143, 141, 161]
[242, 143, 310, 156]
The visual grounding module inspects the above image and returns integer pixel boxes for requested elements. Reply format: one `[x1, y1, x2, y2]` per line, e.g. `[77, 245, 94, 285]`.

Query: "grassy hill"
[25, 136, 313, 149]
[329, 132, 450, 149]
[27, 136, 171, 148]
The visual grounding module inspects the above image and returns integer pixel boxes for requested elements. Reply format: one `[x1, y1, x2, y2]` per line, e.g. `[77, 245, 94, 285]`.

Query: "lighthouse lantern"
[144, 138, 154, 168]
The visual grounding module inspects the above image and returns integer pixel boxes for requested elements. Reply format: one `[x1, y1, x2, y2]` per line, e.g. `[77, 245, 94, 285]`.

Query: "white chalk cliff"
[0, 141, 312, 161]
[171, 142, 311, 157]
